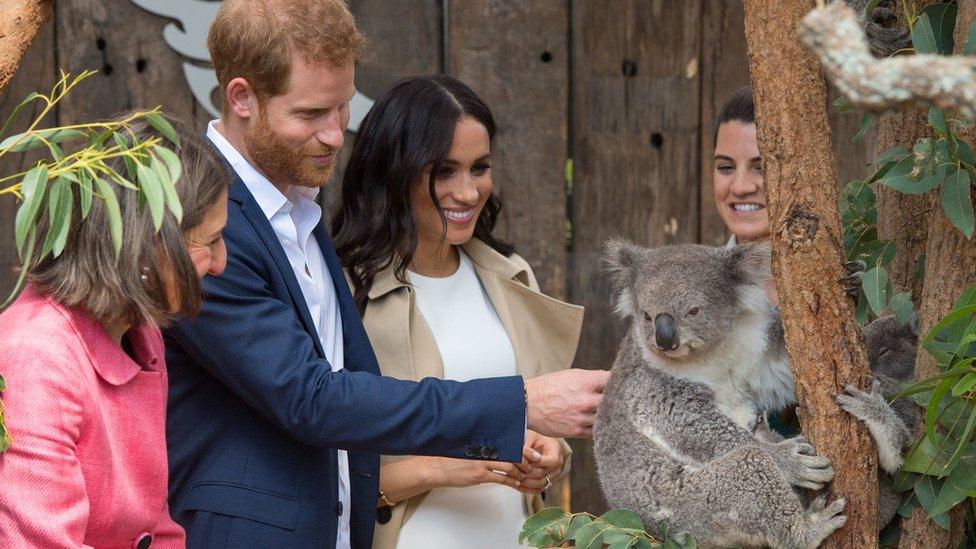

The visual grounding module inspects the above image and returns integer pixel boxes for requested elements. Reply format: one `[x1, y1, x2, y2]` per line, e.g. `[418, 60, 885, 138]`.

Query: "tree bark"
[875, 108, 932, 301]
[898, 2, 976, 546]
[742, 1, 879, 547]
[0, 0, 53, 96]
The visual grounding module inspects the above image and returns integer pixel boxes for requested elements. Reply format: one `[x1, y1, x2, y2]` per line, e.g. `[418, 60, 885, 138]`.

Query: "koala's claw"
[771, 437, 836, 489]
[840, 260, 867, 297]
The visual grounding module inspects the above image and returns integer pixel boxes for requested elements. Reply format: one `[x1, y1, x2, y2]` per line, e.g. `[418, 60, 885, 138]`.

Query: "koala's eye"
[643, 311, 652, 321]
[878, 348, 890, 358]
[687, 306, 700, 317]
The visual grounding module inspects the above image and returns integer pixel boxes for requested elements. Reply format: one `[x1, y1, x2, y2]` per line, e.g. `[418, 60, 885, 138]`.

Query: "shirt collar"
[725, 234, 738, 249]
[206, 120, 320, 221]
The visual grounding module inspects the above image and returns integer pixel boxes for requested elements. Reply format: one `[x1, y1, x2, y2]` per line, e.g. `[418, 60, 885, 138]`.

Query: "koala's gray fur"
[594, 240, 845, 548]
[836, 314, 918, 528]
[844, 0, 911, 57]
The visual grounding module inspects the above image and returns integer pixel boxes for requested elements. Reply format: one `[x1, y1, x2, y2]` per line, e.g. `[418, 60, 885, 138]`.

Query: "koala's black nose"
[654, 313, 678, 351]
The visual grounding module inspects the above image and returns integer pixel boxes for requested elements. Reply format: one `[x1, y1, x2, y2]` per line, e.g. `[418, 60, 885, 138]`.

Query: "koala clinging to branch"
[594, 240, 845, 548]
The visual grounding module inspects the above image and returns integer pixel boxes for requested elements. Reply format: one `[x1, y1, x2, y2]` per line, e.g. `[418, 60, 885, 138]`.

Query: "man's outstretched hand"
[524, 369, 610, 439]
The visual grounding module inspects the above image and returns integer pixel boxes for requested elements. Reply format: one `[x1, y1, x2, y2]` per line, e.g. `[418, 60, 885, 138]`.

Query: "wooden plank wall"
[0, 0, 876, 516]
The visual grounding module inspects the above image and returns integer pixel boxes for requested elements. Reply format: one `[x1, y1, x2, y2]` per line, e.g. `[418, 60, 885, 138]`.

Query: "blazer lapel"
[313, 224, 379, 374]
[229, 178, 325, 358]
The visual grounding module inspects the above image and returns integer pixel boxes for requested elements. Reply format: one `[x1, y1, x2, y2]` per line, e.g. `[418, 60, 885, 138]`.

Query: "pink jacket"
[0, 287, 185, 548]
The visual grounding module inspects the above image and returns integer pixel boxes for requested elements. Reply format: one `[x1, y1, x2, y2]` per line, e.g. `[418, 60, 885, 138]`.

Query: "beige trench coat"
[355, 239, 584, 549]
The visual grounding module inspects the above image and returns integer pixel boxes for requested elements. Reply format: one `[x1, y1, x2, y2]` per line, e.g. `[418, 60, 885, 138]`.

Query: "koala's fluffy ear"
[727, 242, 773, 286]
[603, 238, 642, 318]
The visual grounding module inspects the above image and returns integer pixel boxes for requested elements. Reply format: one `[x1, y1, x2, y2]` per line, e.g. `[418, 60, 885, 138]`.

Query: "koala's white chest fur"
[636, 310, 794, 431]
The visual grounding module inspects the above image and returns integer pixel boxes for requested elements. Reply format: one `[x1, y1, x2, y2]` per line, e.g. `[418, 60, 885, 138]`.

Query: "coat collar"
[367, 239, 529, 299]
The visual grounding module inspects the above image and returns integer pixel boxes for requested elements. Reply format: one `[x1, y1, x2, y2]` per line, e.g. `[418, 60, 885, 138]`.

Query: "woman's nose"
[730, 170, 761, 195]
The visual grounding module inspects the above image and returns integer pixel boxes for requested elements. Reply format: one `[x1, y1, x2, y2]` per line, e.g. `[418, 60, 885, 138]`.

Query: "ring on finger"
[544, 474, 552, 490]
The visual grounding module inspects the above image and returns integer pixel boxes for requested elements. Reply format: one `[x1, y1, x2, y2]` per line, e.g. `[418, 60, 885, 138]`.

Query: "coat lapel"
[229, 177, 325, 359]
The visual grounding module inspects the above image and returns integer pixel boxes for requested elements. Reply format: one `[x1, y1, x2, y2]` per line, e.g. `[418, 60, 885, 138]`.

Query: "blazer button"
[336, 501, 344, 516]
[133, 533, 152, 549]
[376, 505, 392, 525]
[464, 445, 477, 458]
[480, 446, 492, 459]
[488, 447, 500, 460]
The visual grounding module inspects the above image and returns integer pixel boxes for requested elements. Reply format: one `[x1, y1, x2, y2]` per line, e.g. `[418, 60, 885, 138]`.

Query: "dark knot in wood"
[784, 204, 819, 246]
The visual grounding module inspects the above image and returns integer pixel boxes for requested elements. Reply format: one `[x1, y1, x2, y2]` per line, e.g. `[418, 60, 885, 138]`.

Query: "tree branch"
[0, 0, 54, 96]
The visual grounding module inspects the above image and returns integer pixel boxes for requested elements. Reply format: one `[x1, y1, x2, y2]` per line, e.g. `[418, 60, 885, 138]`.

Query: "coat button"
[480, 446, 492, 459]
[488, 447, 499, 459]
[336, 501, 344, 516]
[133, 533, 152, 549]
[464, 445, 477, 458]
[376, 505, 392, 524]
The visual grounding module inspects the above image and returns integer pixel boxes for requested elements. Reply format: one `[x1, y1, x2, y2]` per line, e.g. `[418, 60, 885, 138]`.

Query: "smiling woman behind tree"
[0, 116, 229, 548]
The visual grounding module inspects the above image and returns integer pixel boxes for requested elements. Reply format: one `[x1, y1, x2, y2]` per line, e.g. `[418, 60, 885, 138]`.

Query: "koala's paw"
[835, 380, 886, 423]
[793, 495, 847, 549]
[769, 436, 835, 490]
[840, 260, 867, 298]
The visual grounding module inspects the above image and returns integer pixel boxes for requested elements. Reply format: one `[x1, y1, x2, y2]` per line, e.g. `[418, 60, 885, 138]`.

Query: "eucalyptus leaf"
[878, 156, 920, 193]
[929, 478, 967, 517]
[890, 292, 914, 324]
[600, 509, 646, 530]
[0, 128, 85, 153]
[154, 145, 183, 182]
[919, 2, 957, 55]
[965, 20, 976, 55]
[911, 13, 939, 55]
[145, 112, 180, 147]
[51, 179, 73, 257]
[929, 108, 949, 135]
[519, 507, 567, 544]
[853, 112, 876, 142]
[78, 169, 93, 219]
[862, 266, 889, 316]
[0, 91, 42, 139]
[566, 514, 594, 539]
[927, 377, 956, 445]
[953, 138, 974, 167]
[136, 161, 165, 230]
[150, 153, 182, 222]
[14, 165, 49, 251]
[1, 226, 36, 309]
[833, 95, 853, 112]
[574, 521, 612, 549]
[40, 178, 71, 260]
[875, 146, 910, 166]
[93, 176, 123, 255]
[939, 170, 974, 237]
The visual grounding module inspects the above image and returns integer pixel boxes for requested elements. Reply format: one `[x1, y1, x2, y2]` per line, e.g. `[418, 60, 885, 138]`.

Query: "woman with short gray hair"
[0, 115, 229, 548]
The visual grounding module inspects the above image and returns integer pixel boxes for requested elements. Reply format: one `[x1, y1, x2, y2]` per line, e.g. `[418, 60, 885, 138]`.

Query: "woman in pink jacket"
[0, 116, 229, 548]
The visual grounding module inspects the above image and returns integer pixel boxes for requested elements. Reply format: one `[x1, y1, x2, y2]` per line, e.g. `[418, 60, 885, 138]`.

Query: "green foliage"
[0, 71, 185, 454]
[519, 507, 695, 549]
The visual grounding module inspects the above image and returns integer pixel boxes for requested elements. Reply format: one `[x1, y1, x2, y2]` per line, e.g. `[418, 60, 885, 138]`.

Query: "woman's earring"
[140, 266, 150, 284]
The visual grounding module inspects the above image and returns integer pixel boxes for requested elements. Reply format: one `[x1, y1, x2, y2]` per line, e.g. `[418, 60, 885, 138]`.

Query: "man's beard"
[243, 111, 336, 189]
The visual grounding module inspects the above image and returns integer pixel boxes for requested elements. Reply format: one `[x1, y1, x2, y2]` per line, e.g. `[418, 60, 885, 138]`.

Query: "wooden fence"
[0, 0, 877, 515]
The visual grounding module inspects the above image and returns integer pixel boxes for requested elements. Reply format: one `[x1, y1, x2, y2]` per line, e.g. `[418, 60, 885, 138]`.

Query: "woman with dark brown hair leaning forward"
[333, 75, 583, 549]
[0, 117, 229, 548]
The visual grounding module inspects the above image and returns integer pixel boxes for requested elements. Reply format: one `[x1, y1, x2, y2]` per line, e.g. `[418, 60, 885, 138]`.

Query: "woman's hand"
[427, 455, 533, 490]
[517, 430, 566, 494]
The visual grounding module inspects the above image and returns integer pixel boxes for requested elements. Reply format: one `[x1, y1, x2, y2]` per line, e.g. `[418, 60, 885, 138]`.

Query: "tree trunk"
[742, 1, 879, 547]
[898, 3, 976, 546]
[875, 108, 932, 301]
[0, 0, 53, 96]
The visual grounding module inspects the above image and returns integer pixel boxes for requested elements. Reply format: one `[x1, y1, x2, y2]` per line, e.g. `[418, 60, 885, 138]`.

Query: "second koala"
[594, 240, 845, 548]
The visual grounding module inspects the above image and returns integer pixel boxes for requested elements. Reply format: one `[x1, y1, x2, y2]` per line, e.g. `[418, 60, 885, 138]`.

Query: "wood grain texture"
[0, 21, 57, 298]
[698, 0, 750, 247]
[322, 0, 443, 226]
[448, 0, 569, 298]
[55, 0, 213, 128]
[568, 0, 703, 516]
[742, 0, 878, 546]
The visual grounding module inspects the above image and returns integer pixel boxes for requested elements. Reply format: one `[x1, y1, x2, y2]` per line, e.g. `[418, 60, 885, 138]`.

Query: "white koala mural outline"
[129, 0, 374, 131]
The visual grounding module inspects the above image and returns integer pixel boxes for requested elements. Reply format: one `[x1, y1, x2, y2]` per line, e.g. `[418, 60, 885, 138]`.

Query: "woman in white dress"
[333, 74, 583, 549]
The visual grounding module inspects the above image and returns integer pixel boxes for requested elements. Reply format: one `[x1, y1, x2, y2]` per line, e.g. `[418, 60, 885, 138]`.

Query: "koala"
[844, 0, 911, 57]
[594, 240, 845, 548]
[836, 314, 918, 528]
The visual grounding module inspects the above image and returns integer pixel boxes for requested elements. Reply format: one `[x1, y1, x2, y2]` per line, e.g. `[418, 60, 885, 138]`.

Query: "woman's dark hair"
[27, 114, 229, 327]
[713, 85, 755, 145]
[333, 74, 513, 311]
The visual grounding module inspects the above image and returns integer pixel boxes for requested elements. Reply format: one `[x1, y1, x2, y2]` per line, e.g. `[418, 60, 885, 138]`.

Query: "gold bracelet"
[377, 490, 396, 508]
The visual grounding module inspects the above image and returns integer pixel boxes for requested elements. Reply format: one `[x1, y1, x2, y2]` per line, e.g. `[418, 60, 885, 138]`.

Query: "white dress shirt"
[206, 121, 352, 548]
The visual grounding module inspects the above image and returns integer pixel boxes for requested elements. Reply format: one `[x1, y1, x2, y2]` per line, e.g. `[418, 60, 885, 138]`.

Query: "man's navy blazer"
[164, 174, 526, 548]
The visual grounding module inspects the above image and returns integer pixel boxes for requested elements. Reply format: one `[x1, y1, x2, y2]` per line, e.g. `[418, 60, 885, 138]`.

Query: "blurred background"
[0, 0, 877, 514]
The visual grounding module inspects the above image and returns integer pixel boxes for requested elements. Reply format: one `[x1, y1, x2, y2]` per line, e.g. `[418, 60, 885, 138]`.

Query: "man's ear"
[225, 77, 258, 121]
[603, 238, 642, 318]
